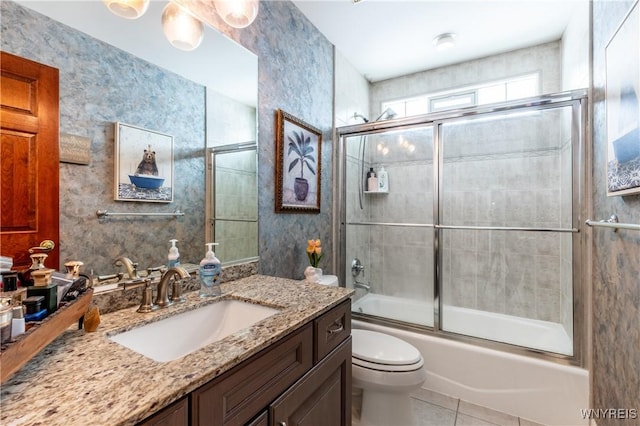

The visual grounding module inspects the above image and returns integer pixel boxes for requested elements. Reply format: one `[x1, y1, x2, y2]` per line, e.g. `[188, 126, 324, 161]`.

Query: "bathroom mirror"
[15, 0, 259, 266]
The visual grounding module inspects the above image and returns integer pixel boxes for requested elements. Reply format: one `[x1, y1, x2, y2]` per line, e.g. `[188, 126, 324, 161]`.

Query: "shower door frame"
[336, 89, 589, 367]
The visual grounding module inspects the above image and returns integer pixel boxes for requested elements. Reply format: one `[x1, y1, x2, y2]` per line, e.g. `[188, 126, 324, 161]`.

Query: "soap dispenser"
[167, 239, 180, 268]
[199, 243, 221, 298]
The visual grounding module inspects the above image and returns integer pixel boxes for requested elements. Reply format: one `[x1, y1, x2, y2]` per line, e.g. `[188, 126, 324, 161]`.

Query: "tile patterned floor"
[353, 388, 547, 426]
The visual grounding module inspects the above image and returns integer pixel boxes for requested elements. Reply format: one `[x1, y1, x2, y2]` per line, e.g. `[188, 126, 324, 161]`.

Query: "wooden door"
[1, 51, 59, 270]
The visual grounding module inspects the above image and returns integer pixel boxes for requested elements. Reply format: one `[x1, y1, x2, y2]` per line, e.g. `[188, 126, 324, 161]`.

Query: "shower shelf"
[363, 191, 388, 194]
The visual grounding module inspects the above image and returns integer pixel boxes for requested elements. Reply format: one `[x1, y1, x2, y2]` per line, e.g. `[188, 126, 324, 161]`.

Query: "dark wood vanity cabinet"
[270, 337, 351, 426]
[140, 300, 351, 426]
[137, 396, 189, 426]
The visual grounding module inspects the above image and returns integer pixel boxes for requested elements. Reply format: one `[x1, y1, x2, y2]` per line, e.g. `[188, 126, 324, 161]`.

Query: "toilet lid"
[352, 329, 423, 366]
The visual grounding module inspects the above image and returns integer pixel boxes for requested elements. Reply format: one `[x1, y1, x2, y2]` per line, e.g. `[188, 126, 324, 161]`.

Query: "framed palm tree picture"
[275, 109, 322, 213]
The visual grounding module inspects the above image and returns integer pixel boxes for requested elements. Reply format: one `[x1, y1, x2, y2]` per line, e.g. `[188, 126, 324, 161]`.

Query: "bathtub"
[352, 294, 588, 426]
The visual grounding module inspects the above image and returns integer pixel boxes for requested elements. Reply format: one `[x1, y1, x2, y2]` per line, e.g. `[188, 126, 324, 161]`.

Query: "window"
[382, 73, 540, 118]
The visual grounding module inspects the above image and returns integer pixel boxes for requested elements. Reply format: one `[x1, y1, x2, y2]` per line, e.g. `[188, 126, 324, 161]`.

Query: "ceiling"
[16, 0, 583, 95]
[15, 0, 258, 106]
[292, 0, 583, 82]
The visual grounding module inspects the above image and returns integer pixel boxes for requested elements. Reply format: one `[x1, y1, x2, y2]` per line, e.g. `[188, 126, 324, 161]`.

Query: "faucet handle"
[145, 265, 166, 277]
[170, 278, 186, 304]
[136, 279, 157, 313]
[97, 272, 124, 282]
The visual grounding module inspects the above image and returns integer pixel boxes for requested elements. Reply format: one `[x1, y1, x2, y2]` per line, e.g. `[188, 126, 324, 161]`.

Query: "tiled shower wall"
[346, 42, 578, 329]
[439, 108, 574, 326]
[347, 107, 575, 327]
[345, 126, 435, 303]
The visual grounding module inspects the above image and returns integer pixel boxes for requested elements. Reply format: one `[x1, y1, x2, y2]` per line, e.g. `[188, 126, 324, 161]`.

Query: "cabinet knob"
[278, 422, 287, 426]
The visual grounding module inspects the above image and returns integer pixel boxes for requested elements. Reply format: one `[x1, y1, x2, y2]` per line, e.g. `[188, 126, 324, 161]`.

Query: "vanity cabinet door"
[270, 337, 352, 426]
[246, 410, 269, 426]
[192, 323, 313, 426]
[136, 396, 188, 426]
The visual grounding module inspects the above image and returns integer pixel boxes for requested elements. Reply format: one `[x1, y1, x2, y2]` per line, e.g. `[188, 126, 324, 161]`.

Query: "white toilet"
[310, 276, 426, 425]
[351, 329, 427, 426]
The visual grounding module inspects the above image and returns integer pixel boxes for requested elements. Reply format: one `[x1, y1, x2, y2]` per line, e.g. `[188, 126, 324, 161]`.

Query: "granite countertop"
[0, 274, 353, 426]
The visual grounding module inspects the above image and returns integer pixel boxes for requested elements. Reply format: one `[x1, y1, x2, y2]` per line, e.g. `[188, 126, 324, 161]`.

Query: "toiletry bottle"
[11, 306, 25, 338]
[366, 167, 378, 192]
[167, 239, 180, 268]
[199, 243, 221, 298]
[378, 166, 389, 192]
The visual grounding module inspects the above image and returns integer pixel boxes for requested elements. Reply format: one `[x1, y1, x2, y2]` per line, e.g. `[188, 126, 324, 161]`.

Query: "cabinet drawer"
[192, 323, 313, 426]
[314, 299, 351, 363]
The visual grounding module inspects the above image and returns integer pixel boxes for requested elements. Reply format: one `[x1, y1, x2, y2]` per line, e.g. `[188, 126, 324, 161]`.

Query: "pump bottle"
[366, 167, 378, 192]
[199, 243, 221, 297]
[167, 239, 180, 268]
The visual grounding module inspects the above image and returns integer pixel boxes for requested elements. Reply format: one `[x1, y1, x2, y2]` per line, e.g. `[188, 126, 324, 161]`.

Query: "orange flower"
[306, 238, 324, 267]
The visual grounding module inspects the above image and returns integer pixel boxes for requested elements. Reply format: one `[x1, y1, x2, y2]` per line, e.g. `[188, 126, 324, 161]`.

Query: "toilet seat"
[352, 355, 424, 372]
[352, 329, 423, 372]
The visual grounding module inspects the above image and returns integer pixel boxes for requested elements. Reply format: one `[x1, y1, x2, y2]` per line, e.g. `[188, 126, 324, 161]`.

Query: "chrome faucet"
[354, 281, 371, 292]
[155, 266, 189, 308]
[114, 256, 139, 280]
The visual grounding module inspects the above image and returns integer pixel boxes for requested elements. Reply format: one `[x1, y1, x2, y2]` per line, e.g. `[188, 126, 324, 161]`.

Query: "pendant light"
[213, 0, 259, 29]
[161, 2, 204, 51]
[103, 0, 150, 19]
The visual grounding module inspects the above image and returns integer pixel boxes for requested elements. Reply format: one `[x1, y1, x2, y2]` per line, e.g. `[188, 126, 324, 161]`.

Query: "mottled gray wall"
[1, 1, 206, 275]
[592, 0, 640, 419]
[207, 1, 335, 278]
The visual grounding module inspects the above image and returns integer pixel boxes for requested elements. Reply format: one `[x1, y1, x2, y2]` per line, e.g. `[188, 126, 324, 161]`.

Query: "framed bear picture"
[114, 122, 174, 202]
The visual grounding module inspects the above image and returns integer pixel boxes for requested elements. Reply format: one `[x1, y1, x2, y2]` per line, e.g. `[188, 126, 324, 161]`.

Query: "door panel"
[1, 51, 59, 269]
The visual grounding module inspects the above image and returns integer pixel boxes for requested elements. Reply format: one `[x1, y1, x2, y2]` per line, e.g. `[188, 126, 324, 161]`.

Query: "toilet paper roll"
[316, 275, 339, 287]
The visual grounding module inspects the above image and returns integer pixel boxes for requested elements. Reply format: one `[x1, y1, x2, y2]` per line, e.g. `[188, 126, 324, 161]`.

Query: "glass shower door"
[438, 105, 576, 355]
[345, 125, 435, 327]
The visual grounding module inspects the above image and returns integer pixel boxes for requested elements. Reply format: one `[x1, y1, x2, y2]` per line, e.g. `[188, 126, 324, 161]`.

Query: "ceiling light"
[213, 0, 259, 29]
[103, 0, 149, 19]
[433, 33, 456, 51]
[162, 3, 204, 51]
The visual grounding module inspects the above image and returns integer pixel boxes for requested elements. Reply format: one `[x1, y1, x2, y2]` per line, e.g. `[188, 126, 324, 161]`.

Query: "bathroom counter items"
[0, 287, 94, 383]
[0, 275, 353, 426]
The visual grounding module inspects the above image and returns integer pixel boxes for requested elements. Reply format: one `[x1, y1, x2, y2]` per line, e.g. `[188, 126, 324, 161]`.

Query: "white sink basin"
[109, 300, 280, 362]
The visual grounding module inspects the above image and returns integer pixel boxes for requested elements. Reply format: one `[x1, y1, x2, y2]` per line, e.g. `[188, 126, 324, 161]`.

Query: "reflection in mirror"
[15, 1, 258, 107]
[208, 143, 258, 264]
[14, 0, 259, 267]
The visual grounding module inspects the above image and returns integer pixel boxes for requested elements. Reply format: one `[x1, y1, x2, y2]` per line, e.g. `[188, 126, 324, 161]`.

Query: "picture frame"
[605, 0, 640, 196]
[275, 109, 322, 213]
[114, 122, 174, 203]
